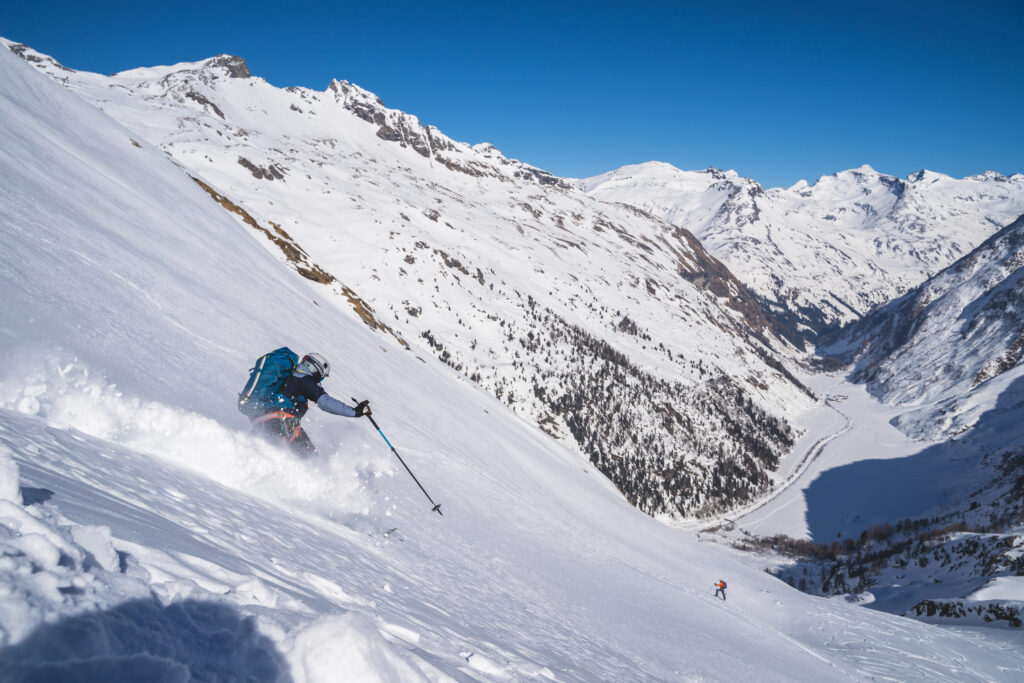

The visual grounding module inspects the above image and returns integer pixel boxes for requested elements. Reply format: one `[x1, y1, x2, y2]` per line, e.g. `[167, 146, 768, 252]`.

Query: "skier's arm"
[316, 394, 357, 417]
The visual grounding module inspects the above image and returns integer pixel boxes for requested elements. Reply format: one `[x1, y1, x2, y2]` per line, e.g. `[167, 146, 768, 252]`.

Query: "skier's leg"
[284, 418, 317, 456]
[253, 413, 309, 454]
[289, 429, 317, 456]
[253, 416, 287, 444]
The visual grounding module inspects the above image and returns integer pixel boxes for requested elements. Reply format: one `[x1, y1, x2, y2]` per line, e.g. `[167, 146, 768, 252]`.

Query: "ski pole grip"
[353, 398, 380, 429]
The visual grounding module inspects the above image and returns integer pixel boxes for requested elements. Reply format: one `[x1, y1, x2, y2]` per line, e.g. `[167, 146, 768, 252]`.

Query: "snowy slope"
[582, 162, 1024, 342]
[5, 39, 815, 519]
[824, 213, 1024, 440]
[2, 40, 1024, 681]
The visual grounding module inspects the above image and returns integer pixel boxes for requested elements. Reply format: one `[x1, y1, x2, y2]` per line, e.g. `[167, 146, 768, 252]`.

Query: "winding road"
[724, 399, 851, 526]
[697, 373, 933, 539]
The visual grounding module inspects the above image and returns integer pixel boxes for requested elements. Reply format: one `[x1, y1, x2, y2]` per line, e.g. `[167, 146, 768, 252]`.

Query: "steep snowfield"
[6, 40, 815, 520]
[582, 162, 1024, 340]
[3, 40, 1024, 681]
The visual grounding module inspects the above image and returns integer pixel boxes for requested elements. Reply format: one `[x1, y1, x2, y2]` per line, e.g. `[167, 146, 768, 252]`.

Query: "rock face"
[582, 163, 1024, 345]
[8, 40, 815, 519]
[206, 55, 250, 78]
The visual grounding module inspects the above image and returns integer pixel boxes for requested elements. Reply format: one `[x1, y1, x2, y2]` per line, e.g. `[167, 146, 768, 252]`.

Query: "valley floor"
[733, 372, 948, 541]
[698, 369, 1024, 654]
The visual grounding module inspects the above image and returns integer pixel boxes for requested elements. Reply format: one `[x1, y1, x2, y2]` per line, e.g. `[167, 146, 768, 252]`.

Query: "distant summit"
[585, 161, 1024, 343]
[204, 55, 250, 78]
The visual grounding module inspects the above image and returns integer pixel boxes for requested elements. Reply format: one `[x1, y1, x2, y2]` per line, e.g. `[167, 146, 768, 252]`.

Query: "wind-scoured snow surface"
[2, 44, 1024, 681]
[582, 162, 1024, 340]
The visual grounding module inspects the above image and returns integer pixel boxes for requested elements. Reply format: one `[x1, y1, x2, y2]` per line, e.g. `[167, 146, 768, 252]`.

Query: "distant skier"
[714, 579, 727, 600]
[240, 350, 371, 455]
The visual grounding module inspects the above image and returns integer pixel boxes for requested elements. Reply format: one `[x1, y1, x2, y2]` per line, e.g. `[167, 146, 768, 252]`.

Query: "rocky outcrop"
[328, 79, 571, 189]
[191, 177, 408, 349]
[206, 55, 250, 78]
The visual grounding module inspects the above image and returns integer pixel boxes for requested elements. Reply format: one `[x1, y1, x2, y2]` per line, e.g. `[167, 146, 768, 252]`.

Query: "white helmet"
[300, 352, 330, 379]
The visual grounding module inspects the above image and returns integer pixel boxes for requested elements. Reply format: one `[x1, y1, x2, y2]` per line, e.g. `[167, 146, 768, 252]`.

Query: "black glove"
[354, 400, 371, 417]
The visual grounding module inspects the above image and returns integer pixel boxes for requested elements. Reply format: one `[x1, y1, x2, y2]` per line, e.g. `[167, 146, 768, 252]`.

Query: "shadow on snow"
[0, 597, 292, 683]
[803, 373, 1024, 544]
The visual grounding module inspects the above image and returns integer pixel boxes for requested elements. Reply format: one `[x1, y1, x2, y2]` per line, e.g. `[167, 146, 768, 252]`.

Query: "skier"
[250, 352, 371, 455]
[714, 579, 727, 600]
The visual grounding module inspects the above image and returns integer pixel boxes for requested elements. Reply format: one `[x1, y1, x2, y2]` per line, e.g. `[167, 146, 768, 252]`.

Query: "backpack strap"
[253, 410, 297, 423]
[239, 355, 269, 404]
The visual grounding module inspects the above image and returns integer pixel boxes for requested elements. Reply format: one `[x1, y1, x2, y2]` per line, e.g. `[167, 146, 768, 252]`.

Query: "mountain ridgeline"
[582, 162, 1024, 345]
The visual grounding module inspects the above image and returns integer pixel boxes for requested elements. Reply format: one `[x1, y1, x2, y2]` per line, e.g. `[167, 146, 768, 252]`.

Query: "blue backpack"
[238, 347, 299, 418]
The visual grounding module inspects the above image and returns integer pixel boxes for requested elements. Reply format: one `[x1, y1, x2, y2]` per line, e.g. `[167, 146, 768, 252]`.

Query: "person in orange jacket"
[714, 579, 727, 600]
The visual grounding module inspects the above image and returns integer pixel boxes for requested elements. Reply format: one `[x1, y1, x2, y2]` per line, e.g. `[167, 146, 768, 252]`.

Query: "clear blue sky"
[3, 1, 1021, 188]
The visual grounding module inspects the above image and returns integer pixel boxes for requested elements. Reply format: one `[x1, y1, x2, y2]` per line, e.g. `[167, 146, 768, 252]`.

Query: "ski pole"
[354, 399, 442, 516]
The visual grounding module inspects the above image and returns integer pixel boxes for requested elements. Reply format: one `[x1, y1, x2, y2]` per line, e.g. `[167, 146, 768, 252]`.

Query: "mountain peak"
[702, 166, 740, 181]
[967, 169, 1013, 182]
[907, 169, 953, 183]
[1, 38, 74, 73]
[202, 54, 249, 78]
[472, 142, 502, 156]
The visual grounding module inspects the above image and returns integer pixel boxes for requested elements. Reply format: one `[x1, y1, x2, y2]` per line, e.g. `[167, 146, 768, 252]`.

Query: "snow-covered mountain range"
[7, 39, 1024, 680]
[4, 40, 815, 520]
[582, 161, 1024, 342]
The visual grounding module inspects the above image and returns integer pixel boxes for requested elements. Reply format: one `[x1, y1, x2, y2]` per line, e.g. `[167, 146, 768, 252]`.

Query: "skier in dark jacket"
[252, 352, 370, 455]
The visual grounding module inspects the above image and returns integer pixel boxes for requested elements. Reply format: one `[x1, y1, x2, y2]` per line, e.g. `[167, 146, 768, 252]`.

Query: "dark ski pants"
[253, 411, 316, 456]
[715, 588, 726, 600]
